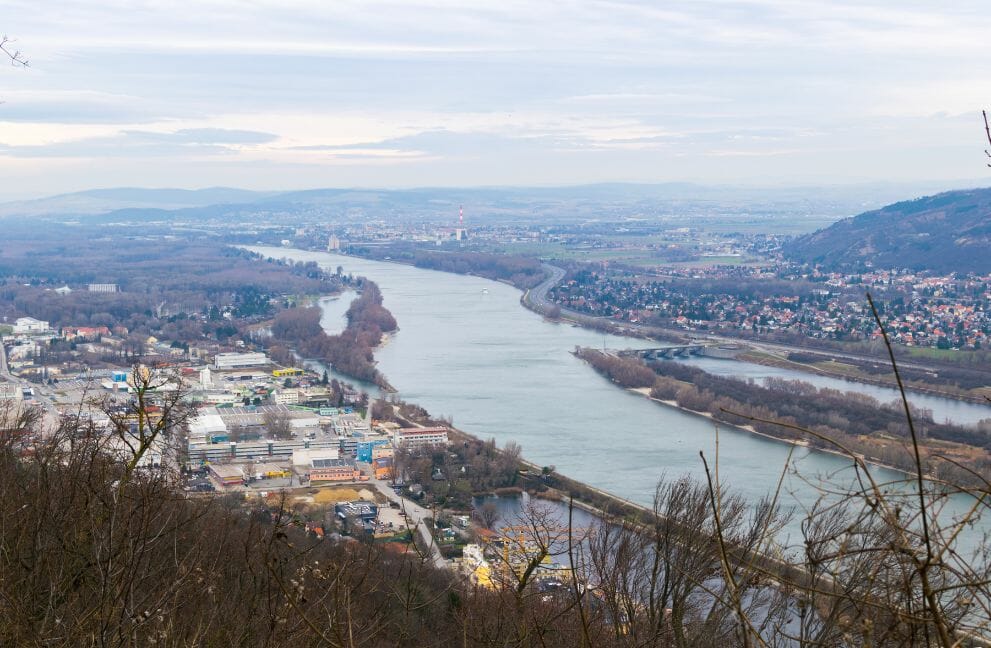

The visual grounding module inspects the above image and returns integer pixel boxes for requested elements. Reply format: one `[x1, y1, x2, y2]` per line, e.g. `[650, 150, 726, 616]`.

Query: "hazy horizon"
[5, 177, 991, 207]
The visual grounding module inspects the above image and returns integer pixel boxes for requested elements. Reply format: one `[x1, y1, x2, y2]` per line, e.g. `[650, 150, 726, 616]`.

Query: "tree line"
[270, 278, 397, 387]
[0, 231, 339, 347]
[352, 244, 546, 289]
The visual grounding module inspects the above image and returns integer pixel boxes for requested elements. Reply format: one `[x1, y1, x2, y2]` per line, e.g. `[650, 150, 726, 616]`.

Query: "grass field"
[903, 347, 964, 362]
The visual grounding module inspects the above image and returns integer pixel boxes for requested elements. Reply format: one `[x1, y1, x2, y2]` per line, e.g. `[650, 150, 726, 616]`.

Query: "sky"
[1, 0, 990, 199]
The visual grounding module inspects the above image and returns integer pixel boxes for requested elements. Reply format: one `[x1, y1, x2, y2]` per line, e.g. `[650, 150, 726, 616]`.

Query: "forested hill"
[784, 187, 991, 273]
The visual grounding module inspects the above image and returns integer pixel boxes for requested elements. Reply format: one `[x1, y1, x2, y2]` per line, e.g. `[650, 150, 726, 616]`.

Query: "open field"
[291, 485, 385, 506]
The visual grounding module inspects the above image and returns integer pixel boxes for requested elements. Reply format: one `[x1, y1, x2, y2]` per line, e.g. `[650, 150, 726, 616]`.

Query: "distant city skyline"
[1, 1, 990, 199]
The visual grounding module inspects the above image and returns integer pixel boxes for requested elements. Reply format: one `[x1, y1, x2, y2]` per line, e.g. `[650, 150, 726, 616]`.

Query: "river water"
[251, 247, 988, 551]
[679, 357, 991, 427]
[318, 290, 357, 335]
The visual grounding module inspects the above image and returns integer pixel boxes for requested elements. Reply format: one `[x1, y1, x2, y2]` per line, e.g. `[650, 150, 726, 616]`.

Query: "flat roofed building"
[292, 447, 339, 466]
[356, 438, 391, 462]
[393, 426, 449, 450]
[209, 464, 245, 488]
[188, 410, 228, 443]
[13, 317, 50, 335]
[373, 457, 393, 480]
[309, 459, 365, 484]
[87, 283, 119, 293]
[272, 389, 299, 405]
[335, 500, 378, 522]
[214, 352, 268, 370]
[187, 437, 339, 465]
[251, 463, 290, 479]
[372, 444, 394, 460]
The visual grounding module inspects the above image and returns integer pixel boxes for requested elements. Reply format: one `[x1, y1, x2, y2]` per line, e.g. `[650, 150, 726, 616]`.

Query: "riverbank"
[513, 259, 991, 407]
[268, 280, 398, 392]
[302, 244, 989, 406]
[622, 386, 931, 481]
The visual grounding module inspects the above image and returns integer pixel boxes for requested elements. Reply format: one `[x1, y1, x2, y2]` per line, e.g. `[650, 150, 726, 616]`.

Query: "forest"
[0, 227, 338, 345]
[393, 437, 524, 512]
[270, 278, 397, 387]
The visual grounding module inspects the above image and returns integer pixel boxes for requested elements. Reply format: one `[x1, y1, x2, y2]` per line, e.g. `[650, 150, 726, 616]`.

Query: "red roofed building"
[393, 426, 449, 450]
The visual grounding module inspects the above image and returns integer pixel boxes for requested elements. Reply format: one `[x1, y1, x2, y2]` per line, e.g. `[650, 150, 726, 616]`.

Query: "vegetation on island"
[270, 278, 397, 387]
[577, 347, 991, 483]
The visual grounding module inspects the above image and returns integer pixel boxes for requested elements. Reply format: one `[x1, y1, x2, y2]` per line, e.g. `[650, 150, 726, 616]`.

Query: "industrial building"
[356, 437, 391, 462]
[393, 426, 450, 450]
[334, 500, 378, 534]
[0, 383, 23, 401]
[187, 437, 340, 465]
[308, 459, 366, 484]
[214, 352, 268, 370]
[209, 464, 246, 488]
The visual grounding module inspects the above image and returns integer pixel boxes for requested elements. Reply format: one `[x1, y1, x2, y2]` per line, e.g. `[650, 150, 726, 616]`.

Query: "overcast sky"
[1, 1, 989, 199]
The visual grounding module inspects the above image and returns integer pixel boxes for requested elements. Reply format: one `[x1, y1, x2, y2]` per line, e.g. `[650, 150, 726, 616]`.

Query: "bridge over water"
[614, 343, 744, 360]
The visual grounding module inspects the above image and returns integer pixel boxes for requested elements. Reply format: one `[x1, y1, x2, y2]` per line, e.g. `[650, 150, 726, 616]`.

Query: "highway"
[523, 263, 602, 326]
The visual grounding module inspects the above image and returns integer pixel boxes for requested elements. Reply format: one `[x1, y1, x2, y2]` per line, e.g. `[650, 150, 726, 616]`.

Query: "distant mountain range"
[785, 187, 991, 274]
[0, 187, 277, 218]
[1, 182, 981, 224]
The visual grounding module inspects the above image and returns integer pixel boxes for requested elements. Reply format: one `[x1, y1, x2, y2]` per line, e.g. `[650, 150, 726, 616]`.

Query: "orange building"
[373, 457, 393, 480]
[309, 459, 367, 484]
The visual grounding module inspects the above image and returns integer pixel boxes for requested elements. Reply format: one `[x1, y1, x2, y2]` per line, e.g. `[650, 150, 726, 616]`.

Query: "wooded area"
[270, 278, 397, 387]
[351, 244, 546, 289]
[0, 228, 339, 346]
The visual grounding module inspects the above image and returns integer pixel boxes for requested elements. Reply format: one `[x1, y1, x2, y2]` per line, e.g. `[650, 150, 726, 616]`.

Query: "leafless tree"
[263, 408, 293, 440]
[475, 500, 500, 530]
[0, 34, 27, 67]
[100, 364, 191, 481]
[716, 293, 991, 646]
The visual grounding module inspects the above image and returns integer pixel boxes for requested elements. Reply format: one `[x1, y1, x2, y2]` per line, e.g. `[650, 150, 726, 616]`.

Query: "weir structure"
[614, 343, 743, 360]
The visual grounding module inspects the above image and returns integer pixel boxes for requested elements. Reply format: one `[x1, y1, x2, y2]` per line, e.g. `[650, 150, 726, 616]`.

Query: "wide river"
[252, 247, 988, 550]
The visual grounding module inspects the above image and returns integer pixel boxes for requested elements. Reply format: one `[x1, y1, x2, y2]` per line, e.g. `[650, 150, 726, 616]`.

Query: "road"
[690, 331, 949, 375]
[0, 342, 9, 379]
[372, 477, 447, 570]
[0, 343, 61, 433]
[524, 263, 597, 325]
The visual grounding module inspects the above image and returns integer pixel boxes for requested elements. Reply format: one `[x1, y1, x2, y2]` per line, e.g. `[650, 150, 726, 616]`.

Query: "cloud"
[0, 90, 170, 124]
[132, 128, 278, 145]
[1, 0, 988, 192]
[0, 127, 278, 158]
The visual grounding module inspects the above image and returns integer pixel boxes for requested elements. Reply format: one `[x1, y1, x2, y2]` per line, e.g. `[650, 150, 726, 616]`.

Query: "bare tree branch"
[0, 35, 28, 67]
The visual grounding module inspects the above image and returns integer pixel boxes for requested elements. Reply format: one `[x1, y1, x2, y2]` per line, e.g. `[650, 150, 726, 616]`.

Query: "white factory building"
[214, 352, 268, 370]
